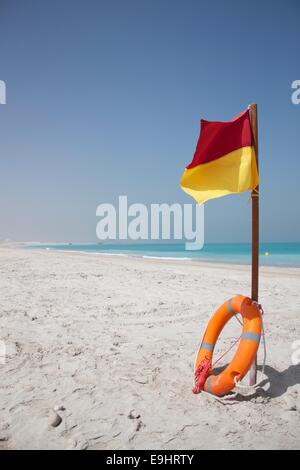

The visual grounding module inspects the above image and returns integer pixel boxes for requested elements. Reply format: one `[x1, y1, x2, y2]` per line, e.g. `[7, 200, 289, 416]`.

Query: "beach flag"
[180, 109, 259, 204]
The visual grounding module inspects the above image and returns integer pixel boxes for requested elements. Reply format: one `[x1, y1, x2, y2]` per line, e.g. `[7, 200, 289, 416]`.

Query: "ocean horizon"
[30, 242, 300, 267]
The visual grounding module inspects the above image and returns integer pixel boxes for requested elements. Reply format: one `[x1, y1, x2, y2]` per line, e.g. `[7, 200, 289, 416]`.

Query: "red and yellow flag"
[180, 110, 259, 204]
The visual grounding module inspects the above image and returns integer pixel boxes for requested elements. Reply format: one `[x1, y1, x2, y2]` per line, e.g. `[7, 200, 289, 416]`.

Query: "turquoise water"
[32, 242, 300, 267]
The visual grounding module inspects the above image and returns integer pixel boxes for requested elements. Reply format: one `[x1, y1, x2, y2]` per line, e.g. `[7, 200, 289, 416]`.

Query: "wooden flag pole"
[248, 103, 259, 385]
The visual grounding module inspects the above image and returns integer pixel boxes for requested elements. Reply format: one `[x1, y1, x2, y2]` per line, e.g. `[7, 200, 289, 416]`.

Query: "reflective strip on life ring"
[195, 295, 262, 396]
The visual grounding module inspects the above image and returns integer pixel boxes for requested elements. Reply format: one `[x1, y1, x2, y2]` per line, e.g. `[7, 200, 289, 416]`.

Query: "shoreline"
[4, 242, 300, 281]
[7, 241, 300, 271]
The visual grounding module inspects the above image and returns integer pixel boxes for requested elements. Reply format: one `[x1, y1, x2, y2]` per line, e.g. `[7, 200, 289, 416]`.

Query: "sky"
[0, 0, 299, 243]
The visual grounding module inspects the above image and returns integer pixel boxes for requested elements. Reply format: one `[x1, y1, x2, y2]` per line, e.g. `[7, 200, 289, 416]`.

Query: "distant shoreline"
[22, 241, 300, 269]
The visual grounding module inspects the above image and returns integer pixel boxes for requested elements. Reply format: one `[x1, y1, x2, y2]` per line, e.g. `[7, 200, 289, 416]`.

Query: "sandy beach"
[0, 244, 300, 450]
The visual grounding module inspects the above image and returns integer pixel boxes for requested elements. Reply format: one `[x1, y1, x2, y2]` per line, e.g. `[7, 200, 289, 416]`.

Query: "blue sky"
[0, 0, 299, 242]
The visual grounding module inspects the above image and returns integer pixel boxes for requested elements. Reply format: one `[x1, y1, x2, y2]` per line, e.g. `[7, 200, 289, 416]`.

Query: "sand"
[0, 244, 300, 450]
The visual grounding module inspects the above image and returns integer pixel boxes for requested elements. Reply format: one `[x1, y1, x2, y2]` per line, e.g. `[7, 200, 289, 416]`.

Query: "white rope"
[199, 388, 239, 405]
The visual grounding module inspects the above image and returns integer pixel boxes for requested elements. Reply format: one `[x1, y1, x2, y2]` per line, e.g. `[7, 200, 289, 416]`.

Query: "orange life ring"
[194, 295, 262, 396]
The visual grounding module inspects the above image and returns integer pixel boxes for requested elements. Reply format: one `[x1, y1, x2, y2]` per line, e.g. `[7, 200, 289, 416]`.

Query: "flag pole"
[248, 103, 259, 385]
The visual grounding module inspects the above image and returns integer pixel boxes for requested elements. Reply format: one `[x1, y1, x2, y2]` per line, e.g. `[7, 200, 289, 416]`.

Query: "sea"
[31, 242, 300, 267]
